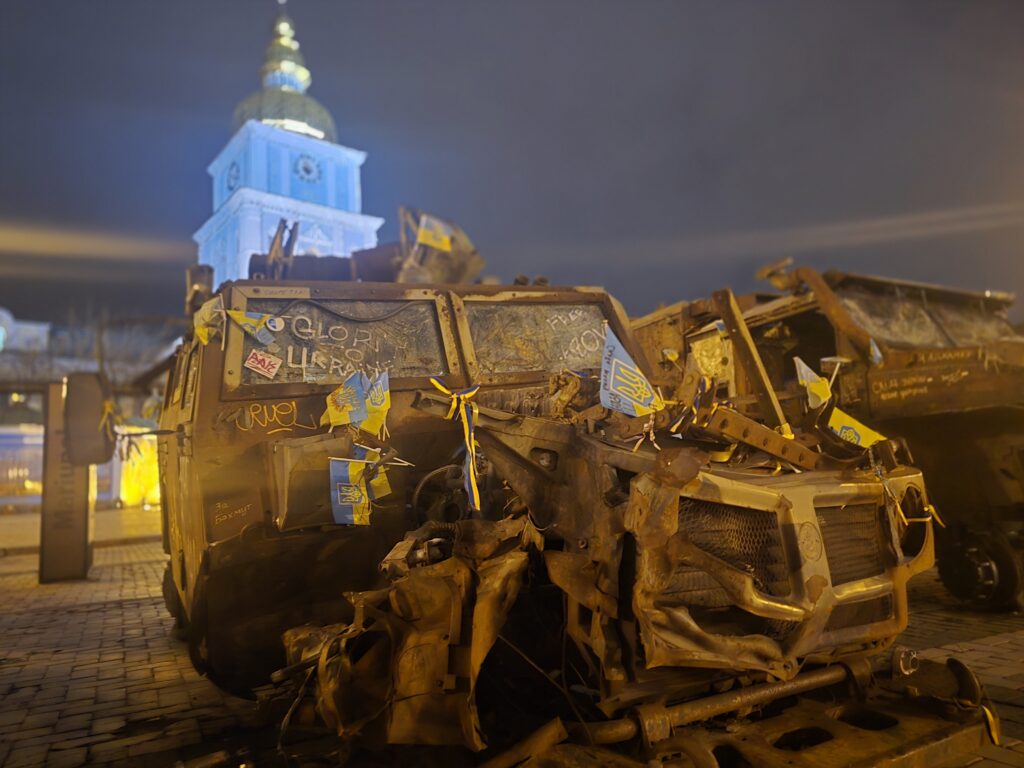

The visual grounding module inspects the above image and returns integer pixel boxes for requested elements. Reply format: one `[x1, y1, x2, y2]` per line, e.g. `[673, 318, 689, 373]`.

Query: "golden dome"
[232, 5, 337, 143]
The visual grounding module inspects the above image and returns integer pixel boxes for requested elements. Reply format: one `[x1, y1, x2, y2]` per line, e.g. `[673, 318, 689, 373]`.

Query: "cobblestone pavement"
[2, 540, 1024, 766]
[0, 544, 258, 767]
[0, 506, 162, 555]
[900, 573, 1024, 766]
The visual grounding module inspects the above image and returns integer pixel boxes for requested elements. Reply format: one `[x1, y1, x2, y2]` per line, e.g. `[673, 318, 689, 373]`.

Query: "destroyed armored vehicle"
[136, 270, 988, 766]
[53, 248, 996, 763]
[636, 266, 1024, 611]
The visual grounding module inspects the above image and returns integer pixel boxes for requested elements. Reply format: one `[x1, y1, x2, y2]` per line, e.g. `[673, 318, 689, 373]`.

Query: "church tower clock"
[194, 3, 383, 283]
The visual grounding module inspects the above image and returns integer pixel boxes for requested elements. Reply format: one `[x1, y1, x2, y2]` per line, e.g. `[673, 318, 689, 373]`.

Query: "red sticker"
[244, 349, 283, 380]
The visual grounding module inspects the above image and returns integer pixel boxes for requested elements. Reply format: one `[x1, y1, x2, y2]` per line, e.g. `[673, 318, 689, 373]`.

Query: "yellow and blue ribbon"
[671, 375, 712, 433]
[430, 377, 482, 511]
[98, 399, 118, 442]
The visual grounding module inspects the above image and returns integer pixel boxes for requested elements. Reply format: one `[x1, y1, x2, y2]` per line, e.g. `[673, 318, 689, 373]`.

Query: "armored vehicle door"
[158, 340, 204, 608]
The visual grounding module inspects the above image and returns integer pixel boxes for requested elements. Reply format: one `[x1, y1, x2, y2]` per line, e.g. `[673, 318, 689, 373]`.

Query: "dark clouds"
[2, 0, 1024, 321]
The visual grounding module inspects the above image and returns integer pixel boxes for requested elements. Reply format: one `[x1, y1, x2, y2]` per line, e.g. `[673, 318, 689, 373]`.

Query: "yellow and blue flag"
[321, 372, 369, 428]
[329, 445, 392, 525]
[193, 295, 224, 346]
[320, 371, 390, 436]
[869, 338, 884, 366]
[793, 357, 833, 410]
[360, 371, 391, 438]
[828, 411, 887, 448]
[793, 356, 886, 447]
[600, 328, 664, 417]
[226, 310, 275, 345]
[416, 214, 453, 252]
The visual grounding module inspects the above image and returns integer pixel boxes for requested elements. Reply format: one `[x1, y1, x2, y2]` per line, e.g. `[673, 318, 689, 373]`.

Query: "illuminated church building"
[194, 6, 383, 283]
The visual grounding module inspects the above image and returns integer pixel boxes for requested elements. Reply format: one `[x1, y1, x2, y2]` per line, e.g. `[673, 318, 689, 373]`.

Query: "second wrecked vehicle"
[635, 265, 1024, 610]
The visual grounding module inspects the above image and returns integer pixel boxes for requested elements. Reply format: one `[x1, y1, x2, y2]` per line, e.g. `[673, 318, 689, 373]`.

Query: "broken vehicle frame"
[240, 282, 996, 765]
[635, 266, 1024, 609]
[159, 280, 633, 692]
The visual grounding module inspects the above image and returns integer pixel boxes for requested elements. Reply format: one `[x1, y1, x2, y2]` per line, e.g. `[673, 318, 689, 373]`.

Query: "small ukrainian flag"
[360, 371, 391, 438]
[226, 310, 275, 345]
[416, 214, 453, 252]
[321, 372, 369, 428]
[193, 296, 224, 346]
[329, 445, 391, 525]
[793, 356, 886, 447]
[600, 328, 664, 417]
[320, 371, 391, 437]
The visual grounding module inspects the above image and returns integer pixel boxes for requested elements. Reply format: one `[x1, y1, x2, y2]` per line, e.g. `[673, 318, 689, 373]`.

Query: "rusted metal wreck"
[62, 229, 1000, 764]
[636, 263, 1024, 611]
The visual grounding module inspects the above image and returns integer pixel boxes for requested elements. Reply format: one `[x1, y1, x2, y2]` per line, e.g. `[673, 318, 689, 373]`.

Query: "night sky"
[2, 0, 1024, 323]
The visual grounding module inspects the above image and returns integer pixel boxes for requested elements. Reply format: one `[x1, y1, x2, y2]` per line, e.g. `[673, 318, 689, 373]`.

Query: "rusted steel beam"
[702, 406, 823, 471]
[711, 288, 791, 435]
[666, 663, 849, 728]
[794, 266, 875, 357]
[572, 664, 851, 745]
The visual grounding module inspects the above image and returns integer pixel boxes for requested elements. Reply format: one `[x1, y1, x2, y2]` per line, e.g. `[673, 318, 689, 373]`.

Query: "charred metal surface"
[700, 406, 823, 471]
[640, 265, 1024, 610]
[158, 273, 993, 764]
[280, 517, 540, 750]
[711, 288, 790, 433]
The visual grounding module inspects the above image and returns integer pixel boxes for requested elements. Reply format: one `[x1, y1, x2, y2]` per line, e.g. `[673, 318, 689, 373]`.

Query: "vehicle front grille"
[826, 595, 894, 631]
[672, 499, 790, 605]
[816, 503, 889, 586]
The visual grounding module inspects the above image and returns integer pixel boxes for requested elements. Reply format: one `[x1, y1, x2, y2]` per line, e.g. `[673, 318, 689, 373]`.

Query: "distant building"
[0, 306, 175, 511]
[0, 306, 179, 390]
[0, 308, 50, 355]
[194, 4, 383, 284]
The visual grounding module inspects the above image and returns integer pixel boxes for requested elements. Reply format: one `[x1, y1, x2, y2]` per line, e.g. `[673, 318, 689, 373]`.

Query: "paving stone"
[22, 710, 60, 728]
[0, 541, 256, 766]
[0, 708, 27, 727]
[86, 743, 130, 763]
[89, 715, 126, 736]
[157, 690, 190, 708]
[12, 728, 90, 749]
[49, 732, 117, 750]
[979, 676, 1024, 692]
[972, 744, 1024, 766]
[94, 687, 126, 703]
[93, 732, 163, 753]
[45, 747, 88, 767]
[4, 725, 62, 743]
[52, 713, 92, 733]
[3, 744, 50, 768]
[128, 734, 194, 757]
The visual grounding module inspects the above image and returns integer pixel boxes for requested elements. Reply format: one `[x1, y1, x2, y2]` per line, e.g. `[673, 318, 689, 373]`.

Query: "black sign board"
[39, 382, 94, 582]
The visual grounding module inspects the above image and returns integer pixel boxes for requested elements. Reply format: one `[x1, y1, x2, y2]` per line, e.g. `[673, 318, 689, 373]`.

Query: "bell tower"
[194, 1, 383, 283]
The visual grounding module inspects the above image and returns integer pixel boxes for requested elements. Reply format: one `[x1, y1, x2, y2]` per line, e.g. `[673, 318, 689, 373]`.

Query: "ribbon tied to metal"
[98, 399, 118, 441]
[429, 377, 482, 511]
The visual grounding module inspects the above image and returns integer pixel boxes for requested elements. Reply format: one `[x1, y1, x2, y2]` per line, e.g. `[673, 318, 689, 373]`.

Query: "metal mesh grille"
[673, 499, 790, 602]
[826, 595, 893, 631]
[816, 503, 888, 586]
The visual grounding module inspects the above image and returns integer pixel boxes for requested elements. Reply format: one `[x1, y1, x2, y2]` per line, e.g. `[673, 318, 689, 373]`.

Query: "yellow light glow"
[118, 428, 161, 507]
[0, 223, 194, 262]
